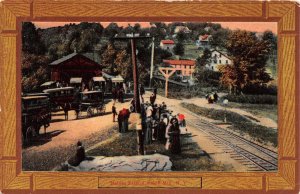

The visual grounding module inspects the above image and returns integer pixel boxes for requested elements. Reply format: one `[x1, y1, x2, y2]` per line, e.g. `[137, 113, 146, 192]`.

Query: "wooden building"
[49, 52, 102, 86]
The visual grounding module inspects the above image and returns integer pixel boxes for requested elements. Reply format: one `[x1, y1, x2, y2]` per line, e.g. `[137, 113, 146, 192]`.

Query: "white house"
[206, 50, 232, 72]
[160, 40, 175, 51]
[196, 34, 212, 49]
[174, 26, 191, 34]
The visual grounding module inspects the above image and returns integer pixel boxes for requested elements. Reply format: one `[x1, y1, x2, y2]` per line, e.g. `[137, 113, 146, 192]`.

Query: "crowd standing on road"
[111, 87, 186, 155]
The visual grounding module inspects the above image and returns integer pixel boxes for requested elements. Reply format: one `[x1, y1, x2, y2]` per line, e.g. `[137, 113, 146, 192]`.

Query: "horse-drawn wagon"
[22, 95, 51, 143]
[77, 91, 105, 118]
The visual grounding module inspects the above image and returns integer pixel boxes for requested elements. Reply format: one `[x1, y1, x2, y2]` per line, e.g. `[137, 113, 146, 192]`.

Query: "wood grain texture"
[0, 0, 298, 192]
[0, 3, 30, 31]
[33, 2, 262, 18]
[29, 171, 266, 178]
[98, 177, 201, 188]
[1, 34, 17, 158]
[202, 177, 262, 190]
[1, 160, 17, 188]
[5, 173, 31, 190]
[266, 160, 296, 190]
[34, 176, 99, 190]
[280, 35, 296, 158]
[268, 2, 296, 32]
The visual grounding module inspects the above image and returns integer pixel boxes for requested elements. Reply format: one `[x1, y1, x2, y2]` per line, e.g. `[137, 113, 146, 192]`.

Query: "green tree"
[100, 43, 119, 75]
[196, 48, 211, 71]
[22, 53, 50, 92]
[176, 31, 188, 43]
[173, 43, 185, 56]
[115, 50, 132, 81]
[219, 30, 272, 95]
[22, 22, 46, 55]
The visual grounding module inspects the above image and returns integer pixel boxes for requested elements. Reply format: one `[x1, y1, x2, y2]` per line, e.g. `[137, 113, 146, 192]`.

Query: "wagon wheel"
[87, 106, 93, 117]
[101, 105, 106, 114]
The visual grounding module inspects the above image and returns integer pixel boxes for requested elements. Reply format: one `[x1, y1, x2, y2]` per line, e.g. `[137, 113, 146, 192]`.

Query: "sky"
[33, 22, 277, 34]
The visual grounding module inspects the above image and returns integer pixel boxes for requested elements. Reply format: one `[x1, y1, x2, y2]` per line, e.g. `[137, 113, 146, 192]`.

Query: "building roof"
[161, 40, 175, 45]
[70, 77, 82, 84]
[41, 81, 55, 87]
[111, 76, 124, 83]
[163, 60, 196, 66]
[93, 77, 106, 82]
[50, 52, 78, 65]
[174, 26, 191, 33]
[199, 34, 211, 41]
[43, 87, 74, 93]
[50, 52, 101, 66]
[211, 49, 232, 60]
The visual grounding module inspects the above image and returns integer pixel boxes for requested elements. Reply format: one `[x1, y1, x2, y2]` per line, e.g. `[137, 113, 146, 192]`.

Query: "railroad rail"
[171, 104, 278, 171]
[187, 119, 278, 171]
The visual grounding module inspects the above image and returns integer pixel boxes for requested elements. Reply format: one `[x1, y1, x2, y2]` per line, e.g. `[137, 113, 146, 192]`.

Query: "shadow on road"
[22, 130, 66, 149]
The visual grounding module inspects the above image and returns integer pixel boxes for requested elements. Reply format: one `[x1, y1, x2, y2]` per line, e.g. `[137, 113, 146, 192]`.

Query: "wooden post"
[165, 77, 168, 97]
[159, 67, 176, 98]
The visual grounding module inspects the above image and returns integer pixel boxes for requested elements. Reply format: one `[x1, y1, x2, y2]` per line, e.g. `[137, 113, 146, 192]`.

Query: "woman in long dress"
[166, 117, 181, 154]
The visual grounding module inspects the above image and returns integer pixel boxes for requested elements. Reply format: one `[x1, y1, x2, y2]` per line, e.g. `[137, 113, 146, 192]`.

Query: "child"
[112, 103, 117, 122]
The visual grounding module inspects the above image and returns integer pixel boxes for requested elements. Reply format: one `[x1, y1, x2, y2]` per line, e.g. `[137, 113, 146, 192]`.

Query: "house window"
[219, 60, 221, 64]
[219, 53, 221, 57]
[214, 60, 217, 64]
[226, 60, 228, 64]
[167, 47, 169, 50]
[214, 54, 217, 58]
[212, 66, 214, 70]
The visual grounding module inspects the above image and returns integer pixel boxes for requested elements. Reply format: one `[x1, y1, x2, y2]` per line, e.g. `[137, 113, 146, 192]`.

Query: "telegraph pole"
[114, 34, 152, 113]
[114, 34, 152, 155]
[149, 36, 155, 88]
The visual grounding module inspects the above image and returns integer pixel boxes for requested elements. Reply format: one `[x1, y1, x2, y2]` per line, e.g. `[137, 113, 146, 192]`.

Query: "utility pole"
[149, 36, 155, 88]
[114, 34, 152, 155]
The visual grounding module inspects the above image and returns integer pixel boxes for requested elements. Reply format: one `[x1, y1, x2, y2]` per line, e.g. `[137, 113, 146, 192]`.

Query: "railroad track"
[187, 118, 278, 171]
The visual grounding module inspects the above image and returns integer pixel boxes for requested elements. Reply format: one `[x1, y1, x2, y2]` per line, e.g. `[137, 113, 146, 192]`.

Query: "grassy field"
[183, 43, 201, 60]
[220, 102, 278, 123]
[181, 103, 278, 147]
[87, 129, 232, 171]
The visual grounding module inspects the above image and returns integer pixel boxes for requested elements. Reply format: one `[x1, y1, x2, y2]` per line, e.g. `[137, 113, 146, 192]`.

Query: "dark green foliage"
[22, 22, 46, 55]
[22, 53, 50, 92]
[173, 43, 185, 56]
[176, 31, 188, 43]
[196, 69, 221, 87]
[196, 48, 211, 67]
[224, 94, 277, 104]
[181, 103, 277, 147]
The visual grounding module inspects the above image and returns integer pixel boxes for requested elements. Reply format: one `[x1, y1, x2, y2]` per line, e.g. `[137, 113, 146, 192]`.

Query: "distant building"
[174, 26, 191, 34]
[163, 59, 196, 78]
[49, 52, 102, 85]
[206, 50, 232, 72]
[160, 40, 175, 51]
[196, 34, 212, 49]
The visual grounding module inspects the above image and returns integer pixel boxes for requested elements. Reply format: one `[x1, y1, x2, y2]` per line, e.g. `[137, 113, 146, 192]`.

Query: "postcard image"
[0, 1, 299, 193]
[21, 21, 278, 173]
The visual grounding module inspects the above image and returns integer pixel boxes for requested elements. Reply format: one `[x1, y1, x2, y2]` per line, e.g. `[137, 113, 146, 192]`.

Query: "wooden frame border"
[0, 0, 298, 193]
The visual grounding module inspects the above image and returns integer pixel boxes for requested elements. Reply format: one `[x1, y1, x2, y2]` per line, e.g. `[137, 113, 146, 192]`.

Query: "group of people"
[206, 92, 219, 104]
[141, 93, 183, 154]
[112, 87, 125, 103]
[111, 87, 185, 154]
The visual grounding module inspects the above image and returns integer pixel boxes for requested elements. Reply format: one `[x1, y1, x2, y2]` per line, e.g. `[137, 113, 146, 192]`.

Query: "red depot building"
[49, 52, 102, 85]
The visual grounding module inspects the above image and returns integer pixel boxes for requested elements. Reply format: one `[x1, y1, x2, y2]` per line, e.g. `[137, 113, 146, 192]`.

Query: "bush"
[224, 94, 277, 105]
[243, 84, 277, 95]
[196, 70, 221, 87]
